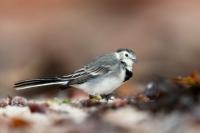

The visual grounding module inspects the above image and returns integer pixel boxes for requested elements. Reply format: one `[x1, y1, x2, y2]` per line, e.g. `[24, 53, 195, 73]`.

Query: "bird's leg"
[101, 94, 114, 101]
[89, 95, 102, 102]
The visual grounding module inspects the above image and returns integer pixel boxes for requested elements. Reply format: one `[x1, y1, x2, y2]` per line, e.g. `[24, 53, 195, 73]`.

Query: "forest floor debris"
[0, 72, 200, 133]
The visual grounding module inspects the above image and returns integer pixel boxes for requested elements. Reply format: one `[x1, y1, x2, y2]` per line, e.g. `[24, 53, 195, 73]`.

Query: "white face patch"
[123, 58, 133, 71]
[115, 52, 134, 72]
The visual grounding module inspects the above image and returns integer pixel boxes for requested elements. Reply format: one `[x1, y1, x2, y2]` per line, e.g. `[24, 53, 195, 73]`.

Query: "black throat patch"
[124, 69, 133, 82]
[120, 61, 133, 82]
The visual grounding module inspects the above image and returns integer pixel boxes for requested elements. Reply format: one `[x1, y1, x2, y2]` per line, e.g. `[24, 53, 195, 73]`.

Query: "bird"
[14, 48, 137, 100]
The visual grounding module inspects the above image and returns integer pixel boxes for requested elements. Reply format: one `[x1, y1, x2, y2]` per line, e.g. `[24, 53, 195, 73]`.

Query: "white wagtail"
[14, 48, 137, 99]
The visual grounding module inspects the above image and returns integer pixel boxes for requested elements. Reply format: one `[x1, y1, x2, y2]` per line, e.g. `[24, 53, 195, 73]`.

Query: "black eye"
[125, 53, 128, 57]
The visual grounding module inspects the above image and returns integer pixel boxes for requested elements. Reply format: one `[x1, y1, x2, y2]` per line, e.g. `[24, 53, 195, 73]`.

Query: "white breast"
[72, 69, 126, 95]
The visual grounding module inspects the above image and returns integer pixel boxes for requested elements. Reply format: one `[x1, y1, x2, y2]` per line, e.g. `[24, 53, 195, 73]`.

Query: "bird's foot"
[101, 94, 115, 101]
[89, 94, 115, 103]
[89, 95, 102, 103]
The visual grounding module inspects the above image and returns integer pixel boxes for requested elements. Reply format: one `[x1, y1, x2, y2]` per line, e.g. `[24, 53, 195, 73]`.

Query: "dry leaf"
[9, 117, 31, 128]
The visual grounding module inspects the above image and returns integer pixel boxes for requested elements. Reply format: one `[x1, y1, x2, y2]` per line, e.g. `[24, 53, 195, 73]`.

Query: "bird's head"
[116, 48, 137, 71]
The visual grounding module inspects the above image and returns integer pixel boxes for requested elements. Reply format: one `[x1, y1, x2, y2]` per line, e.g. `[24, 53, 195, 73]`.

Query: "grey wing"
[61, 53, 119, 85]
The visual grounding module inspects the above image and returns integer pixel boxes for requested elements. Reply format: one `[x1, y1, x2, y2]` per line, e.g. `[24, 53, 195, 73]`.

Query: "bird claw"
[89, 95, 102, 103]
[101, 94, 114, 101]
[89, 94, 115, 103]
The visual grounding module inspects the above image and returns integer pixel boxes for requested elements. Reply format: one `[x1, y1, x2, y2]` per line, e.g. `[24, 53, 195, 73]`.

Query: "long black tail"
[14, 78, 69, 90]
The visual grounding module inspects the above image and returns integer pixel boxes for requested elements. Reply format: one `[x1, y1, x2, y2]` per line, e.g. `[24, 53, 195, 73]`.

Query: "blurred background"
[0, 0, 200, 98]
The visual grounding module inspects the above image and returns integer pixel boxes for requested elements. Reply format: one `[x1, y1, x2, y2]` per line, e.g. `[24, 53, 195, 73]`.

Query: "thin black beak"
[131, 57, 137, 63]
